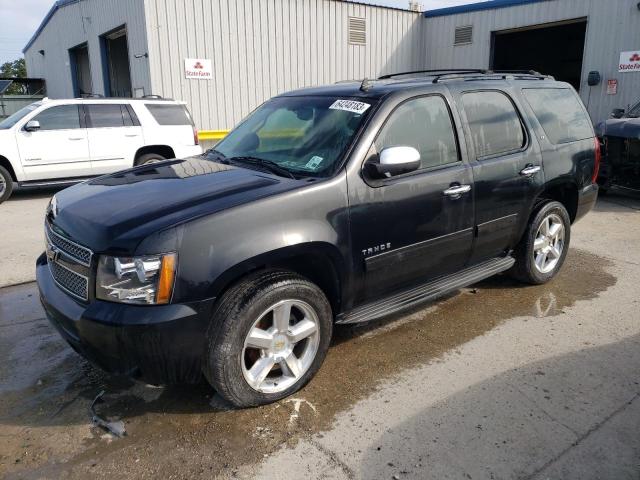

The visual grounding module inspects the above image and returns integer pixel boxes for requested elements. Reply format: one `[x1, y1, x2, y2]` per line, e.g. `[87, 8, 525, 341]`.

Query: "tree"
[1, 58, 27, 94]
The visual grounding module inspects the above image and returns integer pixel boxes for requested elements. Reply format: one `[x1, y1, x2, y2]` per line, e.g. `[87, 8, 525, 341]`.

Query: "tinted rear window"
[85, 104, 127, 128]
[522, 88, 593, 144]
[462, 91, 525, 158]
[145, 104, 193, 125]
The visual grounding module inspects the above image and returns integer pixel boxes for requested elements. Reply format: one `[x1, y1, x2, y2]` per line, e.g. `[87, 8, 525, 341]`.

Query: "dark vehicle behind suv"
[37, 70, 599, 407]
[595, 98, 640, 193]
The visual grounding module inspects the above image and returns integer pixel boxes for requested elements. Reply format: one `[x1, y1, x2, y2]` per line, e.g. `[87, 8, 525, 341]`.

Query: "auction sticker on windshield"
[329, 99, 371, 114]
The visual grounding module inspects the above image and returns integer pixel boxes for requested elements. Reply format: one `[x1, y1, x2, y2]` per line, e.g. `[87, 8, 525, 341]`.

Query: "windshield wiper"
[227, 156, 297, 179]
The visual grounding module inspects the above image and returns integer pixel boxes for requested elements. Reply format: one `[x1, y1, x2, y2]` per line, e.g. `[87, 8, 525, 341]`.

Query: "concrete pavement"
[0, 191, 639, 479]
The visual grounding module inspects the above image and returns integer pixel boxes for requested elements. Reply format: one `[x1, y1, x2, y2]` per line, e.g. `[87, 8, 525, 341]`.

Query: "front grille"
[49, 260, 89, 300]
[46, 223, 92, 266]
[45, 222, 93, 301]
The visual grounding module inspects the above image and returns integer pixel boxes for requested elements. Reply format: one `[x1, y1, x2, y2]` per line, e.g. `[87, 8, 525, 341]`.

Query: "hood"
[49, 157, 302, 253]
[595, 117, 640, 139]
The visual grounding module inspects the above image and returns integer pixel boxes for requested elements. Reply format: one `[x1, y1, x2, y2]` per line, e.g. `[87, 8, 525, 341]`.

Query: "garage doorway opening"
[69, 43, 92, 97]
[101, 26, 132, 97]
[491, 19, 587, 91]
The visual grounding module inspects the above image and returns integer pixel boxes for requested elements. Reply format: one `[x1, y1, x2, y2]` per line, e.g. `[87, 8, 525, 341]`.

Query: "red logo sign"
[194, 62, 204, 69]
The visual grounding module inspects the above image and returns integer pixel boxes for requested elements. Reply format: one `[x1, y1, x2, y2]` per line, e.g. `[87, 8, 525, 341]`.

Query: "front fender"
[170, 174, 351, 304]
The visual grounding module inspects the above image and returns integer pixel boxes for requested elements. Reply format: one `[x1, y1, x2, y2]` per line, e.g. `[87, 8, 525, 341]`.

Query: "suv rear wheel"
[0, 165, 14, 204]
[203, 271, 333, 407]
[510, 201, 571, 285]
[135, 153, 166, 166]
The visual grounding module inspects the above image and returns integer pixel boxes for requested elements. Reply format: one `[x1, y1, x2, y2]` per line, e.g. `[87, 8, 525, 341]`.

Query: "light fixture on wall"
[38, 50, 45, 56]
[134, 53, 148, 59]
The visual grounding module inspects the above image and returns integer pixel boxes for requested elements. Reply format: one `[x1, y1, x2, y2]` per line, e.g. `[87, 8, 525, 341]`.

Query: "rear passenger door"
[454, 88, 544, 264]
[85, 103, 143, 174]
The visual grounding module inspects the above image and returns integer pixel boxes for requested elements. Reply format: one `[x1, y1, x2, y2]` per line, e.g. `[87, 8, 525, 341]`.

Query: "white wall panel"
[144, 0, 424, 130]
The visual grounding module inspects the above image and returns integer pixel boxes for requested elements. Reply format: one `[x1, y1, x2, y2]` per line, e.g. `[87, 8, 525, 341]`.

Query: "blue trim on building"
[424, 0, 550, 18]
[23, 0, 79, 53]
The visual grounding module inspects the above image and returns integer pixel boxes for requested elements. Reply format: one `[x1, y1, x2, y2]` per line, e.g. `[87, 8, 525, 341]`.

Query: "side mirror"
[610, 108, 625, 119]
[24, 120, 41, 132]
[367, 146, 421, 178]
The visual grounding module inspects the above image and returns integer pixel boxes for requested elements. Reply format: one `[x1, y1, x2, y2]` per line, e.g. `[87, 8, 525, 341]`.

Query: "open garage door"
[491, 19, 587, 91]
[101, 26, 132, 98]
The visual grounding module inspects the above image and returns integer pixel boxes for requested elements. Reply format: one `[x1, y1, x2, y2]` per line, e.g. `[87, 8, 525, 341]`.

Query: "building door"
[70, 43, 92, 96]
[102, 27, 132, 97]
[491, 19, 587, 91]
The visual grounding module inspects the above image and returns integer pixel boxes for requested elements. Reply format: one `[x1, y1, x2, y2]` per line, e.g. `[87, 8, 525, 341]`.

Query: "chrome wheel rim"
[241, 299, 320, 394]
[533, 213, 565, 274]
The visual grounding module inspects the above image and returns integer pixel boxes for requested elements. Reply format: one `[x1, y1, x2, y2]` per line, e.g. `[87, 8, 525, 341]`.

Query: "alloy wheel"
[533, 213, 565, 274]
[241, 299, 320, 394]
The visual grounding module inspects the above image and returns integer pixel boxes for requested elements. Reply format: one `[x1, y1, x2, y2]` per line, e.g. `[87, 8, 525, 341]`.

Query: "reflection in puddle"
[0, 249, 616, 479]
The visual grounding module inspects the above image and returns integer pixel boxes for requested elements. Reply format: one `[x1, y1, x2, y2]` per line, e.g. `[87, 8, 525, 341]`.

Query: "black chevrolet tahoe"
[37, 70, 600, 407]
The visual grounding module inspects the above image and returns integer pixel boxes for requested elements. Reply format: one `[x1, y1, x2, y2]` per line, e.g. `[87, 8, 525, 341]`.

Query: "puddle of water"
[0, 249, 616, 479]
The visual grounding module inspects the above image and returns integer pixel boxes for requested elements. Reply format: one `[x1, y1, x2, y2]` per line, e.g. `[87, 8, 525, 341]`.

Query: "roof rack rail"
[378, 69, 488, 80]
[142, 94, 163, 99]
[80, 93, 104, 98]
[432, 70, 553, 83]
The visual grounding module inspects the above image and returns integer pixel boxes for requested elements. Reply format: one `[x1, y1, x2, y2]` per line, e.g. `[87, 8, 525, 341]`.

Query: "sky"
[0, 0, 488, 65]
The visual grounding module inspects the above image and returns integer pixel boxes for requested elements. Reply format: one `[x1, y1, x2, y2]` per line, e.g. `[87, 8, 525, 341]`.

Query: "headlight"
[96, 253, 177, 305]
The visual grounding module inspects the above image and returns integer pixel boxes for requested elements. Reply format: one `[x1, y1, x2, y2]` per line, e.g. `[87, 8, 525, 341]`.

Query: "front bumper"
[36, 254, 215, 384]
[574, 183, 599, 223]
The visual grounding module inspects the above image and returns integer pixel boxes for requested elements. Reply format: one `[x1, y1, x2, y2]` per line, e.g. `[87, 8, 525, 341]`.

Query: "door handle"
[125, 134, 139, 137]
[443, 184, 471, 198]
[520, 165, 541, 177]
[68, 137, 84, 141]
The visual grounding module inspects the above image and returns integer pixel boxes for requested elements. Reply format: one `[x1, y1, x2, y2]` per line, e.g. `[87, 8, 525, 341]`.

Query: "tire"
[203, 270, 333, 408]
[510, 201, 571, 285]
[0, 165, 14, 204]
[135, 153, 166, 166]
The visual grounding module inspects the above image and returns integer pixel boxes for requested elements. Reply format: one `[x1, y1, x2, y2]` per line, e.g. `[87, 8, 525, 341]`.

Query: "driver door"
[348, 94, 474, 303]
[16, 104, 91, 181]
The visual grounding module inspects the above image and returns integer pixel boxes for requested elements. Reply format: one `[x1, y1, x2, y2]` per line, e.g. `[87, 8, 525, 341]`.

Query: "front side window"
[627, 100, 640, 118]
[32, 105, 81, 131]
[210, 96, 374, 177]
[85, 104, 126, 128]
[462, 91, 525, 158]
[522, 88, 593, 144]
[375, 95, 459, 170]
[0, 102, 41, 130]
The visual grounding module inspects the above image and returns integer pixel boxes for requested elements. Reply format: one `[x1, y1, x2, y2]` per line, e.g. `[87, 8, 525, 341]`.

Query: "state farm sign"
[184, 58, 212, 79]
[619, 51, 640, 73]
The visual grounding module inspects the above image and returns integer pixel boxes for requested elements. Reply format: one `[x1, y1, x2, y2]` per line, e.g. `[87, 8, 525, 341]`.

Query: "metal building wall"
[24, 0, 151, 99]
[422, 0, 640, 123]
[144, 0, 424, 130]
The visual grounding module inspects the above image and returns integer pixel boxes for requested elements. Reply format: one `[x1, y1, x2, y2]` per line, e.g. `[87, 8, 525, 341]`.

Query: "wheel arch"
[0, 155, 18, 182]
[134, 145, 176, 164]
[209, 242, 346, 317]
[538, 181, 579, 224]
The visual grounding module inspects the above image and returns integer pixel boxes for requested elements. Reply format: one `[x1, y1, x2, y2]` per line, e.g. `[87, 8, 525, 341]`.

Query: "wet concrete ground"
[0, 193, 639, 479]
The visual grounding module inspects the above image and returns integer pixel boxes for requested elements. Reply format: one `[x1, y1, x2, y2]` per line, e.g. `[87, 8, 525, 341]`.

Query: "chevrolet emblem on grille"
[46, 243, 61, 263]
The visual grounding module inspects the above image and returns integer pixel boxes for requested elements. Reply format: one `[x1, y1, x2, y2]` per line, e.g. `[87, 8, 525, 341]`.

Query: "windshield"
[0, 102, 41, 130]
[208, 96, 374, 177]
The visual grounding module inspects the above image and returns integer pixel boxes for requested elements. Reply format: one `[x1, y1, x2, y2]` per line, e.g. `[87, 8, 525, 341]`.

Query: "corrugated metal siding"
[24, 0, 151, 99]
[422, 0, 640, 123]
[144, 0, 424, 130]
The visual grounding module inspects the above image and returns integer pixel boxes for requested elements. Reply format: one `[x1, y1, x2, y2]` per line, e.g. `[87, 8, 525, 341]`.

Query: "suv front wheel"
[203, 271, 333, 407]
[0, 165, 14, 204]
[510, 201, 571, 285]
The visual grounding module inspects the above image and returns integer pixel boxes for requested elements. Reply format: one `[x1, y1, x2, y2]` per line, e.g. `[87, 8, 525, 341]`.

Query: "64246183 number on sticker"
[329, 99, 371, 114]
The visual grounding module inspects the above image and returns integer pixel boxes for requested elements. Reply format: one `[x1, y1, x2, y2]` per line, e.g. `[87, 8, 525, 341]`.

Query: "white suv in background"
[0, 97, 202, 203]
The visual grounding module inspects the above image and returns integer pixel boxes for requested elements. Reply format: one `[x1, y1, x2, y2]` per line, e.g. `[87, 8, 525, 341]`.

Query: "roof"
[23, 0, 417, 55]
[424, 0, 551, 18]
[23, 0, 79, 54]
